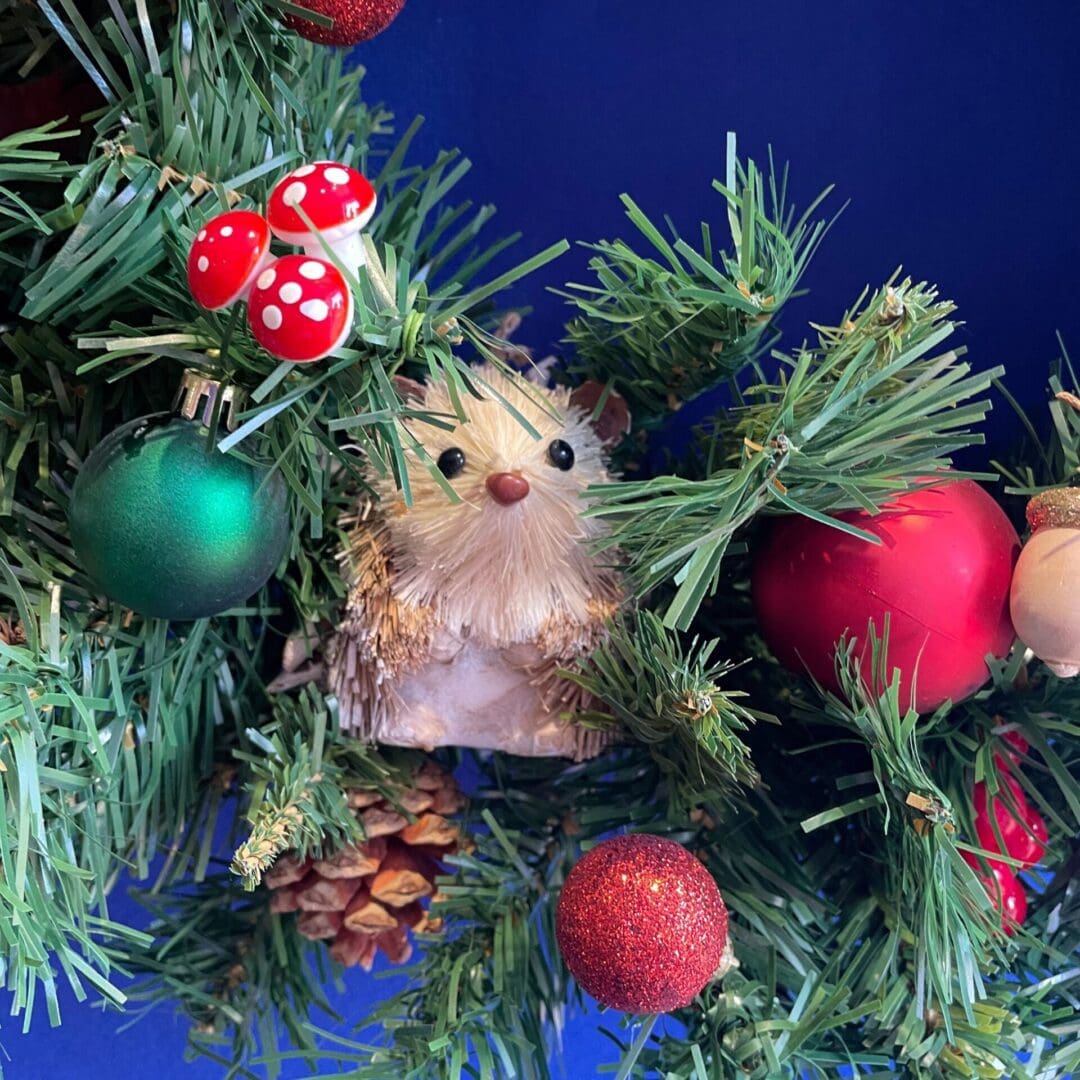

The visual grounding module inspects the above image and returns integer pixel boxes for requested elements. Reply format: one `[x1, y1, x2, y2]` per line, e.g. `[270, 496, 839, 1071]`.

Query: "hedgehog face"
[379, 365, 617, 643]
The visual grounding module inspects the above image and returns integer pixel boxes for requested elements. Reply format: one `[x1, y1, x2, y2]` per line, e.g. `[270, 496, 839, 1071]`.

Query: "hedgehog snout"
[486, 472, 530, 505]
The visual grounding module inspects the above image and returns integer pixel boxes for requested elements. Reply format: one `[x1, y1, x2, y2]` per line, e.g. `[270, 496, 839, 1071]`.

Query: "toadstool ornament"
[328, 365, 630, 759]
[267, 161, 376, 276]
[1010, 487, 1080, 677]
[246, 254, 354, 363]
[187, 209, 273, 310]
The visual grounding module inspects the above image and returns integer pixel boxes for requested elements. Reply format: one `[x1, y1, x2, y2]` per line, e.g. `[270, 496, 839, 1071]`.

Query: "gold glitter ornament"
[1010, 487, 1080, 677]
[282, 0, 405, 46]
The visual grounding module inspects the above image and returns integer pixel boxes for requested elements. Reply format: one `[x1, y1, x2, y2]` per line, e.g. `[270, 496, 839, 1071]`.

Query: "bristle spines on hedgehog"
[329, 365, 626, 759]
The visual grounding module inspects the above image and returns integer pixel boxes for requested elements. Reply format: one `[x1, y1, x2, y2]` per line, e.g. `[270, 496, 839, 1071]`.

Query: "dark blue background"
[9, 0, 1080, 1075]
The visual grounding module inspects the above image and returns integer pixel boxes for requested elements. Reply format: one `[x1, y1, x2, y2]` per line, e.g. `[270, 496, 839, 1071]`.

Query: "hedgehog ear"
[569, 381, 632, 447]
[393, 374, 426, 403]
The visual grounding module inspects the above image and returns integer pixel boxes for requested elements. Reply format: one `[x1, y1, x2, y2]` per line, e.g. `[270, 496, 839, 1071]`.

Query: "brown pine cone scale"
[266, 762, 465, 969]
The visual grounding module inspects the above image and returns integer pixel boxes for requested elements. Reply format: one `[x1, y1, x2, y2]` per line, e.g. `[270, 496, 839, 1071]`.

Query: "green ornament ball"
[69, 416, 290, 620]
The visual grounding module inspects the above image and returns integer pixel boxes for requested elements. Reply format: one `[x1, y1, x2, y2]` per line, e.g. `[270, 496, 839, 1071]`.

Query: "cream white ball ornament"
[1010, 488, 1080, 677]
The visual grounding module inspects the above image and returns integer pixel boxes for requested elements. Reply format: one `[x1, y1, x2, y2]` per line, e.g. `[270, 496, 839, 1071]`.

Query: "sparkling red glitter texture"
[555, 834, 728, 1013]
[283, 0, 405, 46]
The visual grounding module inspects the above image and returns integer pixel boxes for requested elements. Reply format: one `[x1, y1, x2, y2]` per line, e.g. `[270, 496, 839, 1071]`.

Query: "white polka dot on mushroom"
[262, 305, 283, 330]
[299, 261, 326, 280]
[282, 181, 307, 207]
[279, 282, 303, 304]
[323, 166, 351, 186]
[257, 268, 277, 290]
[300, 299, 329, 322]
[197, 229, 207, 241]
[197, 255, 209, 272]
[220, 225, 233, 237]
[293, 164, 317, 178]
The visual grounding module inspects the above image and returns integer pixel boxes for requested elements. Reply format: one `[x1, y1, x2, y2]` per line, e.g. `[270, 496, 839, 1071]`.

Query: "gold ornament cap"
[172, 369, 245, 431]
[1026, 487, 1080, 532]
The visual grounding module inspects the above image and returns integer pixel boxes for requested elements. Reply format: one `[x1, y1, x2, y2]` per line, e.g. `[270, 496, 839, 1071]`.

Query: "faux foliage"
[0, 3, 1077, 1080]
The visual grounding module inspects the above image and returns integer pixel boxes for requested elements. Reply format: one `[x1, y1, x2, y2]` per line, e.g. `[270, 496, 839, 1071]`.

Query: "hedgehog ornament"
[329, 365, 629, 759]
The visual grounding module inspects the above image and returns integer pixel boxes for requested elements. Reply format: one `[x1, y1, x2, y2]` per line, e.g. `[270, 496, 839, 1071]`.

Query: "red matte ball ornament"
[752, 479, 1020, 713]
[555, 834, 728, 1013]
[283, 0, 405, 46]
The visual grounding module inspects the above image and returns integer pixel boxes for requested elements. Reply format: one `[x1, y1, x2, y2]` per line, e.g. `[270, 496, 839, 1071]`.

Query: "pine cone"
[265, 761, 466, 970]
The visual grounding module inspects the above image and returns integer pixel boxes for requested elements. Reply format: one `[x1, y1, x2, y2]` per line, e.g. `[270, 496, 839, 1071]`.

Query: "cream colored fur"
[330, 364, 621, 759]
[379, 365, 616, 645]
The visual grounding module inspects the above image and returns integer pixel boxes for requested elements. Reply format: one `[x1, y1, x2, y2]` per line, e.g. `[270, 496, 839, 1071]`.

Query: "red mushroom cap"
[266, 161, 377, 248]
[187, 209, 272, 310]
[246, 254, 354, 364]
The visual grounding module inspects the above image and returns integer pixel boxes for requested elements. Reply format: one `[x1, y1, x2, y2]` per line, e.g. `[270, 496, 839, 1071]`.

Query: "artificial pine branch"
[231, 687, 421, 890]
[0, 122, 78, 258]
[230, 747, 333, 892]
[567, 610, 768, 812]
[120, 872, 339, 1080]
[559, 134, 836, 423]
[586, 277, 1001, 628]
[796, 628, 1009, 1035]
[996, 341, 1080, 492]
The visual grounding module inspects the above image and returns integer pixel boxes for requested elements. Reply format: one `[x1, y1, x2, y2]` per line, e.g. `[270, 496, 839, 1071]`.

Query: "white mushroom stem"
[304, 228, 366, 277]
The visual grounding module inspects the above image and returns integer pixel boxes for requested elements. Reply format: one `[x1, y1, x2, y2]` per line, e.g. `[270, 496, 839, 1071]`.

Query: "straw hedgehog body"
[329, 364, 624, 759]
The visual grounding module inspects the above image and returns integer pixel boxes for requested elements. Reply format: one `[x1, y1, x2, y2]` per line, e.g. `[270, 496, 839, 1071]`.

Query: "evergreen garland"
[0, 3, 1077, 1078]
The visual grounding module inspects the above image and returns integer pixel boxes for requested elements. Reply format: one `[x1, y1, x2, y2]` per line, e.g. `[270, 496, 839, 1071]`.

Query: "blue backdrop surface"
[8, 0, 1080, 1076]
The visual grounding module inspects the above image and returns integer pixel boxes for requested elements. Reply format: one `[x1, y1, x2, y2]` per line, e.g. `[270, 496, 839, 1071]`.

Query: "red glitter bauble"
[555, 834, 728, 1013]
[752, 479, 1019, 713]
[283, 0, 405, 46]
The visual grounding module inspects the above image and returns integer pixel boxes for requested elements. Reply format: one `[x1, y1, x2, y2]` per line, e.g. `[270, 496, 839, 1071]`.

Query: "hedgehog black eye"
[437, 447, 466, 479]
[547, 439, 575, 471]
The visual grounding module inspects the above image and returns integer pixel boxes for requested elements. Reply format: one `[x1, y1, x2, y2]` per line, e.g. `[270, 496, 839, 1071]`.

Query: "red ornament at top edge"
[282, 0, 405, 47]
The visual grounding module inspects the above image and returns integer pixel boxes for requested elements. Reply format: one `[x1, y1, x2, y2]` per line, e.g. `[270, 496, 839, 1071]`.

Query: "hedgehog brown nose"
[486, 472, 530, 505]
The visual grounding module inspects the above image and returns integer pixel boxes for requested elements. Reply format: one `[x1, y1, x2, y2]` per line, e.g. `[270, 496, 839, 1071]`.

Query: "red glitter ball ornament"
[283, 0, 405, 46]
[752, 479, 1020, 713]
[555, 834, 728, 1013]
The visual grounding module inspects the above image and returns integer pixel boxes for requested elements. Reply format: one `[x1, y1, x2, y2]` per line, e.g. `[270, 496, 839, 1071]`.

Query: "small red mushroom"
[246, 254, 354, 364]
[266, 161, 376, 275]
[187, 209, 272, 310]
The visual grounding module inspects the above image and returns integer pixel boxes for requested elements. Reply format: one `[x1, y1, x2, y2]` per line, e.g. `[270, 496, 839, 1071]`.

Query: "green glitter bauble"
[69, 416, 290, 620]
